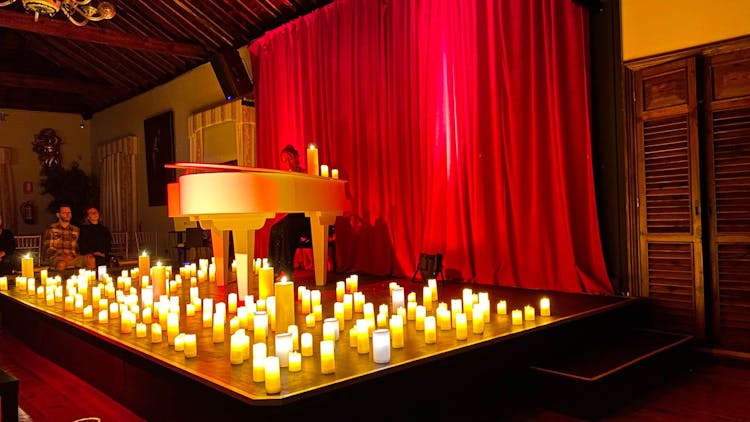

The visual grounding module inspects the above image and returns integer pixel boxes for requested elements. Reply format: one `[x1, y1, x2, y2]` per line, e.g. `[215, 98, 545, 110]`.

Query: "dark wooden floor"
[1, 326, 749, 421]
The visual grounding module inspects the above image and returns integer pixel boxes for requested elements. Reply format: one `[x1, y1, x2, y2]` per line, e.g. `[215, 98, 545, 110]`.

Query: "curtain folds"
[249, 0, 612, 293]
[0, 147, 16, 232]
[97, 136, 137, 234]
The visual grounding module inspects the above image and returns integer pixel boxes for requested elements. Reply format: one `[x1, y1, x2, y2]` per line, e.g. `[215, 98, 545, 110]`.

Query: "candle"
[372, 329, 391, 363]
[21, 254, 34, 278]
[253, 311, 268, 344]
[320, 340, 335, 374]
[167, 312, 180, 345]
[496, 300, 507, 315]
[511, 309, 523, 325]
[213, 312, 225, 343]
[334, 302, 345, 330]
[151, 263, 166, 298]
[300, 332, 313, 357]
[343, 294, 353, 320]
[438, 307, 452, 331]
[274, 279, 295, 334]
[258, 266, 274, 299]
[407, 302, 417, 321]
[174, 333, 185, 352]
[230, 334, 245, 365]
[322, 318, 338, 342]
[524, 305, 536, 321]
[428, 278, 438, 302]
[540, 297, 551, 316]
[389, 315, 405, 348]
[252, 342, 267, 382]
[415, 305, 426, 331]
[331, 168, 339, 179]
[83, 305, 93, 319]
[305, 313, 316, 328]
[98, 309, 108, 324]
[455, 313, 468, 340]
[228, 293, 238, 314]
[275, 332, 293, 367]
[423, 286, 433, 311]
[356, 319, 370, 354]
[320, 164, 329, 177]
[424, 316, 437, 344]
[472, 305, 484, 334]
[0, 276, 8, 291]
[63, 296, 74, 311]
[264, 356, 281, 394]
[138, 252, 150, 286]
[151, 323, 162, 343]
[288, 351, 302, 372]
[307, 143, 319, 176]
[135, 322, 147, 338]
[183, 334, 197, 358]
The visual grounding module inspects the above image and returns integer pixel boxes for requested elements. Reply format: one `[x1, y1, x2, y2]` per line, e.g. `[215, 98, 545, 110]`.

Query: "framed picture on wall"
[144, 110, 176, 206]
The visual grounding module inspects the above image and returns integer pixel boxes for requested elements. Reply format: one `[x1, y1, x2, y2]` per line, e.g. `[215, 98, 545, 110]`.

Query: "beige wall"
[89, 63, 227, 256]
[622, 0, 750, 60]
[0, 111, 91, 235]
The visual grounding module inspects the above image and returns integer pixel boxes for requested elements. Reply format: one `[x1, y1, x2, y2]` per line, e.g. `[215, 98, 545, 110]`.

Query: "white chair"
[110, 232, 129, 259]
[135, 231, 159, 257]
[14, 235, 43, 266]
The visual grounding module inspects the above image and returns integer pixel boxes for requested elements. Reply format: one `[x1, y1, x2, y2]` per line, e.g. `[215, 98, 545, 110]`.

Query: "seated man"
[42, 204, 89, 270]
[0, 214, 15, 275]
[78, 206, 112, 269]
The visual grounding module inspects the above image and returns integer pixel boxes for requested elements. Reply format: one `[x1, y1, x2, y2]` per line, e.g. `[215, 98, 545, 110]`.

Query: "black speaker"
[211, 48, 253, 100]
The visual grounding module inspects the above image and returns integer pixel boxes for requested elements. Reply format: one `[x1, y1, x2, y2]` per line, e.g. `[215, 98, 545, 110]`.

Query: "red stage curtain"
[249, 0, 613, 294]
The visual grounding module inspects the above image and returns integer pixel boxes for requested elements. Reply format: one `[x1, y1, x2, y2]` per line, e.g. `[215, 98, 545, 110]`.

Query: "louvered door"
[633, 58, 705, 337]
[704, 48, 750, 352]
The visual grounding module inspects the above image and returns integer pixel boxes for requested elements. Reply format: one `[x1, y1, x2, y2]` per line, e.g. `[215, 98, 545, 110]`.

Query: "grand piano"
[167, 163, 349, 297]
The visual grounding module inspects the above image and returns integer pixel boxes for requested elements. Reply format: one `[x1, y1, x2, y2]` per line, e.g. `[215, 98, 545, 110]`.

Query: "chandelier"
[0, 0, 115, 26]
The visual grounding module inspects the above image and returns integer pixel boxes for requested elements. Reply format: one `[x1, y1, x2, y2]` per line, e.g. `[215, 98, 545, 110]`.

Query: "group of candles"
[1, 258, 554, 396]
[306, 143, 339, 179]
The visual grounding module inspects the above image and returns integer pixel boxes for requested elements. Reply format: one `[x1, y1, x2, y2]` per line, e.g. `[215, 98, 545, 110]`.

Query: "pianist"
[268, 144, 312, 279]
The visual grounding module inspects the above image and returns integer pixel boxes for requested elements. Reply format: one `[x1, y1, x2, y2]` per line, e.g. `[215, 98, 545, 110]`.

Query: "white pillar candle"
[438, 307, 452, 331]
[524, 305, 536, 321]
[353, 291, 364, 313]
[264, 356, 281, 394]
[213, 312, 226, 343]
[252, 342, 267, 382]
[407, 302, 417, 321]
[496, 300, 507, 315]
[275, 332, 293, 367]
[472, 305, 485, 334]
[320, 164, 329, 177]
[428, 278, 438, 302]
[0, 276, 8, 291]
[372, 328, 391, 363]
[391, 286, 405, 312]
[63, 295, 74, 311]
[455, 313, 468, 340]
[423, 286, 433, 311]
[135, 322, 147, 338]
[335, 281, 345, 302]
[83, 305, 93, 319]
[183, 334, 197, 358]
[343, 294, 353, 320]
[389, 314, 405, 348]
[288, 351, 302, 372]
[305, 313, 316, 328]
[98, 309, 108, 324]
[151, 323, 162, 343]
[331, 168, 339, 179]
[287, 324, 299, 351]
[230, 334, 245, 364]
[424, 316, 437, 344]
[300, 332, 313, 356]
[228, 293, 238, 314]
[415, 305, 426, 330]
[540, 297, 551, 316]
[322, 318, 338, 342]
[320, 340, 335, 374]
[174, 333, 185, 351]
[253, 311, 268, 344]
[334, 302, 345, 331]
[167, 312, 180, 345]
[356, 319, 370, 354]
[511, 309, 523, 325]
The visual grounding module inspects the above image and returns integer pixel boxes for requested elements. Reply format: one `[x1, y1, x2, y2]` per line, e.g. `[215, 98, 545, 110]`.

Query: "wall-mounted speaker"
[211, 47, 253, 100]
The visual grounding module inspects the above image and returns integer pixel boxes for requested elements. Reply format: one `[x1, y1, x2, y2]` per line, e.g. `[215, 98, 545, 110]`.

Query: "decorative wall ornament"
[32, 128, 63, 168]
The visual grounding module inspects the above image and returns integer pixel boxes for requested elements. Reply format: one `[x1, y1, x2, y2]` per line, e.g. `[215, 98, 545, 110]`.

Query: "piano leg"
[232, 229, 256, 298]
[210, 228, 230, 287]
[308, 211, 336, 286]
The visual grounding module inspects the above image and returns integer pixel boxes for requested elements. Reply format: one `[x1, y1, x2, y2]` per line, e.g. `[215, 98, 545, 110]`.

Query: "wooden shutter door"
[632, 58, 705, 337]
[704, 48, 750, 352]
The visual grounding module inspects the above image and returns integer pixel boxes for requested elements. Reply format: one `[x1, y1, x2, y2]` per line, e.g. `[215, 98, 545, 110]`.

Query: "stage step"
[528, 328, 693, 420]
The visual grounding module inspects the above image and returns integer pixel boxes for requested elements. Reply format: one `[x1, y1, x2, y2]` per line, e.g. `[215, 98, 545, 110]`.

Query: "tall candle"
[264, 356, 281, 394]
[253, 311, 268, 344]
[258, 267, 274, 299]
[138, 252, 150, 286]
[307, 143, 319, 176]
[21, 254, 34, 278]
[288, 324, 299, 351]
[424, 316, 437, 344]
[389, 315, 405, 348]
[320, 340, 335, 374]
[335, 281, 345, 302]
[455, 313, 468, 340]
[415, 305, 426, 331]
[151, 263, 166, 298]
[252, 342, 267, 382]
[300, 332, 313, 356]
[540, 297, 551, 316]
[228, 293, 238, 314]
[167, 312, 180, 345]
[423, 286, 433, 311]
[392, 286, 405, 312]
[230, 334, 245, 364]
[472, 305, 484, 334]
[372, 329, 391, 363]
[274, 279, 295, 334]
[356, 319, 370, 354]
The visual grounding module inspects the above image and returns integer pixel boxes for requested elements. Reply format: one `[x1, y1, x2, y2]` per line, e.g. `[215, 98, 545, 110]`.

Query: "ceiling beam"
[0, 71, 117, 97]
[0, 10, 208, 58]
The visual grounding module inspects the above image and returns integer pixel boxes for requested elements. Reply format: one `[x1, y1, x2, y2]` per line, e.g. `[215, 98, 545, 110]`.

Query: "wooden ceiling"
[0, 0, 331, 116]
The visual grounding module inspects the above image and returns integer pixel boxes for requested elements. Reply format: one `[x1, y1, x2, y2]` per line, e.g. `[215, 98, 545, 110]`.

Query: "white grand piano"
[167, 163, 349, 298]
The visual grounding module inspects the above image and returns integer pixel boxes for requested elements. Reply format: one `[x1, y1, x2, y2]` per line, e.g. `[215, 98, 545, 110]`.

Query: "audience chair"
[14, 235, 43, 266]
[135, 231, 159, 257]
[176, 227, 211, 264]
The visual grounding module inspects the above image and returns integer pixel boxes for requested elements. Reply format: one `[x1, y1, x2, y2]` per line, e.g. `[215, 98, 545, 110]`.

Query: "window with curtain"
[97, 136, 137, 234]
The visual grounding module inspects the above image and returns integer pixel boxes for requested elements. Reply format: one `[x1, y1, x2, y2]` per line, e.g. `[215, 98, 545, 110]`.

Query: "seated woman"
[0, 214, 15, 275]
[78, 206, 112, 269]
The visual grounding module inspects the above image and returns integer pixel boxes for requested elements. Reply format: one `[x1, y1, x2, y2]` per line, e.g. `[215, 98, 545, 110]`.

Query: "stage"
[0, 272, 645, 421]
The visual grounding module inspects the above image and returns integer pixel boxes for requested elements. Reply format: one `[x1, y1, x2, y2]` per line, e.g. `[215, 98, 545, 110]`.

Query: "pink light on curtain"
[249, 0, 613, 294]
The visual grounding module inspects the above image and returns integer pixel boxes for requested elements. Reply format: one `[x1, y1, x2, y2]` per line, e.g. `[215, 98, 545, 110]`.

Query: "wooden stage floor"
[0, 271, 641, 421]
